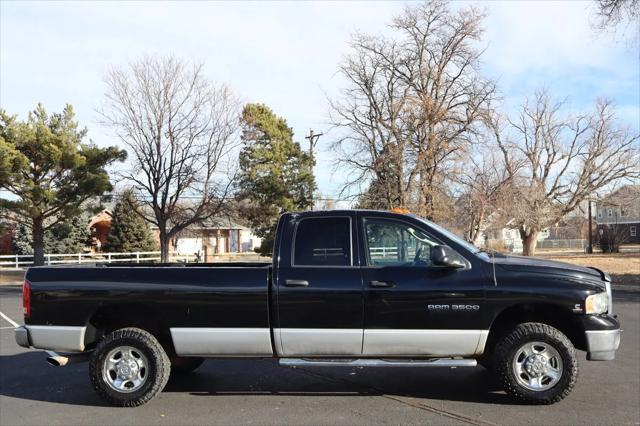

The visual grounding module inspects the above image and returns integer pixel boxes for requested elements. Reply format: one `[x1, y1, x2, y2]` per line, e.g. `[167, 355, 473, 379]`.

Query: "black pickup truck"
[15, 210, 620, 406]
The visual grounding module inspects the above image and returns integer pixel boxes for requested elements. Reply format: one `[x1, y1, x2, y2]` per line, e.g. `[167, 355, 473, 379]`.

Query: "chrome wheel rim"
[512, 341, 563, 391]
[102, 346, 149, 393]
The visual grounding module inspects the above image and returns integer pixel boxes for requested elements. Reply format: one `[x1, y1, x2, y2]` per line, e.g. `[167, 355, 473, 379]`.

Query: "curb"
[613, 284, 640, 291]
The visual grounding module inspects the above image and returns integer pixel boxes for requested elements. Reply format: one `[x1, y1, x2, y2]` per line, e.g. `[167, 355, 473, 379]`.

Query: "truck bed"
[25, 265, 272, 334]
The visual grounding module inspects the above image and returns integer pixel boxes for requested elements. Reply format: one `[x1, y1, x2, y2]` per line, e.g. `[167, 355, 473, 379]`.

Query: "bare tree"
[100, 55, 241, 262]
[497, 91, 639, 256]
[455, 150, 512, 245]
[329, 0, 495, 219]
[593, 0, 639, 30]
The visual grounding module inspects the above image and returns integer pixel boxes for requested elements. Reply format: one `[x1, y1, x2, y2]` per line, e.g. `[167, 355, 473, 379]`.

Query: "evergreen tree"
[48, 214, 92, 254]
[0, 104, 126, 265]
[104, 190, 156, 253]
[356, 145, 403, 210]
[11, 223, 33, 255]
[11, 214, 91, 255]
[237, 104, 316, 255]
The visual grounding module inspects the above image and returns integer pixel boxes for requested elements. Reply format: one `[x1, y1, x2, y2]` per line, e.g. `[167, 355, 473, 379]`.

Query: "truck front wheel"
[493, 322, 578, 404]
[89, 327, 171, 407]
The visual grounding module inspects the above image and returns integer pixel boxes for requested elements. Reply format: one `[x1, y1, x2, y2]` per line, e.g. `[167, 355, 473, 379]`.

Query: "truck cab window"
[364, 219, 437, 267]
[293, 217, 352, 266]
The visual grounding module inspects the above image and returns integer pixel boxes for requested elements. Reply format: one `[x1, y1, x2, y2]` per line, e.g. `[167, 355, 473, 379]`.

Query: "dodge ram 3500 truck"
[15, 210, 620, 406]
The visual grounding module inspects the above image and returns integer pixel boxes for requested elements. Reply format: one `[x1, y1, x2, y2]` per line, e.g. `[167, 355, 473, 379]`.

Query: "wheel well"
[85, 304, 174, 354]
[484, 303, 587, 356]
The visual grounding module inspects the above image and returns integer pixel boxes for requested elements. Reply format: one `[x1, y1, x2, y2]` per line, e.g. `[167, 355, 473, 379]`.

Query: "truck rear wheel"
[89, 327, 171, 407]
[170, 356, 204, 374]
[493, 322, 578, 404]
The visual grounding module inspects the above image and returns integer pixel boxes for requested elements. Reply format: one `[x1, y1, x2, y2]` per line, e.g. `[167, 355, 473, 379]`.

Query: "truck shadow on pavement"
[0, 352, 104, 406]
[170, 359, 515, 404]
[0, 354, 516, 406]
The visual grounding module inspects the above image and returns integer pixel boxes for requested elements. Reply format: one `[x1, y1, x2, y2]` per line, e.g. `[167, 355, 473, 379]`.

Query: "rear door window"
[293, 217, 352, 266]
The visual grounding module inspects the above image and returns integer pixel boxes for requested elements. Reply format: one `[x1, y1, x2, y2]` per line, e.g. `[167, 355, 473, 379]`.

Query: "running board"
[279, 358, 477, 368]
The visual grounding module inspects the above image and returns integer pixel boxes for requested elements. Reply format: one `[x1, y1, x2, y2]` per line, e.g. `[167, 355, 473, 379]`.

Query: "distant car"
[15, 210, 620, 406]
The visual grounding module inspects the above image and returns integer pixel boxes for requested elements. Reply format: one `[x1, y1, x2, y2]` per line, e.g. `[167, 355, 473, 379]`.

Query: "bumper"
[14, 326, 31, 348]
[586, 328, 621, 361]
[14, 325, 86, 352]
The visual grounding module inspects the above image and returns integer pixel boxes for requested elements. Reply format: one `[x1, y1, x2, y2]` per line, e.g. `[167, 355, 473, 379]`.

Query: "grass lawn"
[542, 253, 640, 285]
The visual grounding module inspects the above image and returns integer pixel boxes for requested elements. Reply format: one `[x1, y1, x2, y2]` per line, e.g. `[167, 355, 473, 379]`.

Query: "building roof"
[598, 185, 640, 205]
[191, 216, 250, 230]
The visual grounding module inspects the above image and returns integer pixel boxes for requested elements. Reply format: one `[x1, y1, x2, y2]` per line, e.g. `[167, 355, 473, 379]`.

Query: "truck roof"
[289, 209, 412, 217]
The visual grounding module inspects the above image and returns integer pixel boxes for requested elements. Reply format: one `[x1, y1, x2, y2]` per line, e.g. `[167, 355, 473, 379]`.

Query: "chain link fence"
[536, 239, 588, 251]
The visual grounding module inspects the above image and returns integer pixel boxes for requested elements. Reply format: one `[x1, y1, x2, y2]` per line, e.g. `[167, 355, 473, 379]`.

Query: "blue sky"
[1, 1, 638, 204]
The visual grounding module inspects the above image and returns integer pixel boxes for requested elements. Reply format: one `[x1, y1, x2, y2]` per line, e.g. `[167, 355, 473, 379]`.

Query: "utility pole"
[305, 129, 323, 210]
[305, 129, 323, 163]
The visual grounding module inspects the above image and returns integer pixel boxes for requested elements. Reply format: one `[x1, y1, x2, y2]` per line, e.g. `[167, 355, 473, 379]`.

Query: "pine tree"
[237, 104, 316, 255]
[48, 214, 92, 254]
[11, 223, 33, 255]
[0, 104, 126, 264]
[104, 190, 157, 253]
[11, 214, 91, 255]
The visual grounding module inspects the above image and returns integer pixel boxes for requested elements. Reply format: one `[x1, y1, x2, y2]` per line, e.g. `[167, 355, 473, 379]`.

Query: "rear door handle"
[370, 280, 395, 288]
[285, 279, 309, 287]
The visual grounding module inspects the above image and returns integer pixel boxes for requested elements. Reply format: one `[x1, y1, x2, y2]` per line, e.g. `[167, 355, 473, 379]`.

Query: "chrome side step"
[279, 358, 477, 368]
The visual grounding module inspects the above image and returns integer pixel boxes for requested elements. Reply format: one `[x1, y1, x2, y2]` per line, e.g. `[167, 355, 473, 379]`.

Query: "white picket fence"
[369, 246, 400, 259]
[0, 251, 197, 269]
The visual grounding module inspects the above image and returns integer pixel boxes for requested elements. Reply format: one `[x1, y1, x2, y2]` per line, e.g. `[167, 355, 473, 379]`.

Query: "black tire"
[90, 327, 171, 407]
[170, 356, 204, 374]
[493, 322, 578, 405]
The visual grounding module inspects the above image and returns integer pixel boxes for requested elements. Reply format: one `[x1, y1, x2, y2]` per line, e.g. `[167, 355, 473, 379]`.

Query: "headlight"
[585, 292, 609, 314]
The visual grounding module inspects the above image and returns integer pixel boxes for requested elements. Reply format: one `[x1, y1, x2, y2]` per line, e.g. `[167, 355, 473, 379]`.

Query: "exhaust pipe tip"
[45, 351, 90, 367]
[46, 356, 68, 367]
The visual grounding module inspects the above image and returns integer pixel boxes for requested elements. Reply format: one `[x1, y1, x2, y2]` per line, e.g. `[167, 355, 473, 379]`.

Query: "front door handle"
[370, 280, 395, 288]
[285, 279, 309, 287]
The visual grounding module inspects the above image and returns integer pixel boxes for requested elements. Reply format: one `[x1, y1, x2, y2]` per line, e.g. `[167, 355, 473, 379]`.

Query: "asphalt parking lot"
[0, 284, 638, 426]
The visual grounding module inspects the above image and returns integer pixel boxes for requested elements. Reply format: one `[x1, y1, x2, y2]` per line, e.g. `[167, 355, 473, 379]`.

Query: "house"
[88, 209, 113, 251]
[88, 208, 262, 257]
[0, 220, 15, 255]
[482, 221, 549, 253]
[164, 217, 262, 260]
[596, 185, 640, 244]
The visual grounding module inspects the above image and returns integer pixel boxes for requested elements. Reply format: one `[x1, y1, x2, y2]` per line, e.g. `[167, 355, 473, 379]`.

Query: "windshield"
[412, 215, 480, 254]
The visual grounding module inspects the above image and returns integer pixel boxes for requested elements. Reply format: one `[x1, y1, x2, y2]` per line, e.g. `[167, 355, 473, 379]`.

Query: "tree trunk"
[32, 217, 45, 266]
[469, 210, 485, 246]
[159, 228, 170, 263]
[521, 228, 539, 257]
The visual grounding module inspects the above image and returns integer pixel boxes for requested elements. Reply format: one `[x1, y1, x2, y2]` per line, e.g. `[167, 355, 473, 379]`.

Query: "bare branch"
[99, 55, 241, 261]
[329, 1, 495, 219]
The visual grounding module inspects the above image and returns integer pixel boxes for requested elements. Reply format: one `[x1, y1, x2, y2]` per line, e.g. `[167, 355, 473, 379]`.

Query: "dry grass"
[542, 253, 640, 285]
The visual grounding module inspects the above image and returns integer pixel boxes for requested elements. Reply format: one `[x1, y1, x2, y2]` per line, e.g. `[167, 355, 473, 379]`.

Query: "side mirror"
[430, 245, 466, 269]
